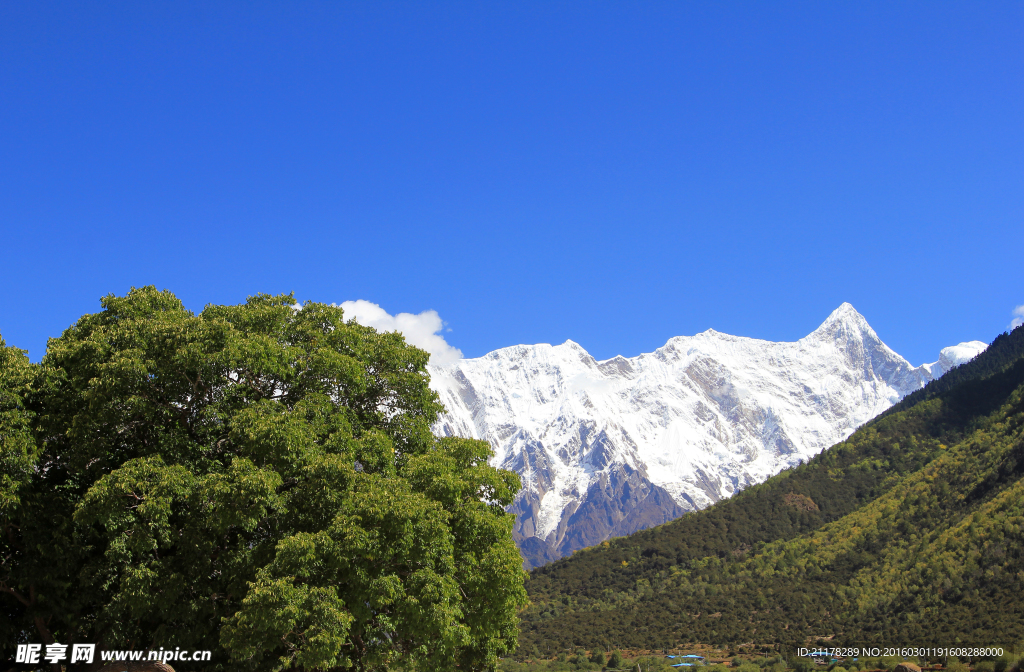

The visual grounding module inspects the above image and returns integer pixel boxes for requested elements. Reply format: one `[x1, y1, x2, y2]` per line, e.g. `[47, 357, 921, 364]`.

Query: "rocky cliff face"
[428, 304, 986, 568]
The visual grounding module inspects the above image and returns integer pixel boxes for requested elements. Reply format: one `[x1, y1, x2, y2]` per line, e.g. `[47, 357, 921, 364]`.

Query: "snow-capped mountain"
[428, 304, 986, 568]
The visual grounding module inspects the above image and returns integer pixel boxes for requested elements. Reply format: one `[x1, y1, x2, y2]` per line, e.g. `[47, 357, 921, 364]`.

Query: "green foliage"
[0, 287, 527, 670]
[497, 653, 663, 672]
[632, 656, 675, 671]
[995, 653, 1020, 672]
[519, 324, 1024, 653]
[0, 336, 40, 648]
[884, 325, 1024, 419]
[946, 658, 968, 672]
[0, 336, 35, 516]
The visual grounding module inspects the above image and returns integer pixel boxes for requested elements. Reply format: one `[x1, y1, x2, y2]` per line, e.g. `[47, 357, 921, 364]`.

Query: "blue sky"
[1, 2, 1021, 366]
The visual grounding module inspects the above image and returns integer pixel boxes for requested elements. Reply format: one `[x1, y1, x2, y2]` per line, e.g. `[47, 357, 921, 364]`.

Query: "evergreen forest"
[517, 325, 1024, 656]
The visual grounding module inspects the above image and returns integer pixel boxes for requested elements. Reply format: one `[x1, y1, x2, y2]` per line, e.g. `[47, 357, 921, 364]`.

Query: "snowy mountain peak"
[808, 302, 877, 341]
[828, 301, 863, 320]
[921, 340, 987, 378]
[939, 341, 987, 367]
[428, 305, 987, 568]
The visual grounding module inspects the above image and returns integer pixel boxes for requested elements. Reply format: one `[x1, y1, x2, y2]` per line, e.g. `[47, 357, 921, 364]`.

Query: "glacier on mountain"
[427, 304, 986, 568]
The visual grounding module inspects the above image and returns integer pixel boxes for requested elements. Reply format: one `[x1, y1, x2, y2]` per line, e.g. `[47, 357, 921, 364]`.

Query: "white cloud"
[1011, 305, 1024, 330]
[338, 300, 463, 365]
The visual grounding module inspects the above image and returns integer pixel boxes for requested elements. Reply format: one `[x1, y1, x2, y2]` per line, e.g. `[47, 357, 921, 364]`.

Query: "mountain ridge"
[428, 304, 986, 568]
[516, 322, 1024, 651]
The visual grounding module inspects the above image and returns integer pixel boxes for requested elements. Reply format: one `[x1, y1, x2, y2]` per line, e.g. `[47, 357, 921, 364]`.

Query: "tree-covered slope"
[519, 325, 1024, 654]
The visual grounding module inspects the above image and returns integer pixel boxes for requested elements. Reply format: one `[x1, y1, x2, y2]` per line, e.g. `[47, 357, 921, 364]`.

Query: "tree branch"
[0, 583, 31, 607]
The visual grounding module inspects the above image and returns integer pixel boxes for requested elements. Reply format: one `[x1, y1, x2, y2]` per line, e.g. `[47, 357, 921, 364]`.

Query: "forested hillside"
[519, 325, 1024, 654]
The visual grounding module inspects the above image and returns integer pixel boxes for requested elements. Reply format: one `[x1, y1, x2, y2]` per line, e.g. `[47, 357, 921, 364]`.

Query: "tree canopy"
[1, 286, 526, 671]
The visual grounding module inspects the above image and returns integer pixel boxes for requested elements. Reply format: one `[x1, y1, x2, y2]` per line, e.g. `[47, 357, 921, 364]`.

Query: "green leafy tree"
[0, 287, 527, 670]
[0, 337, 40, 647]
[946, 658, 968, 672]
[995, 653, 1020, 672]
